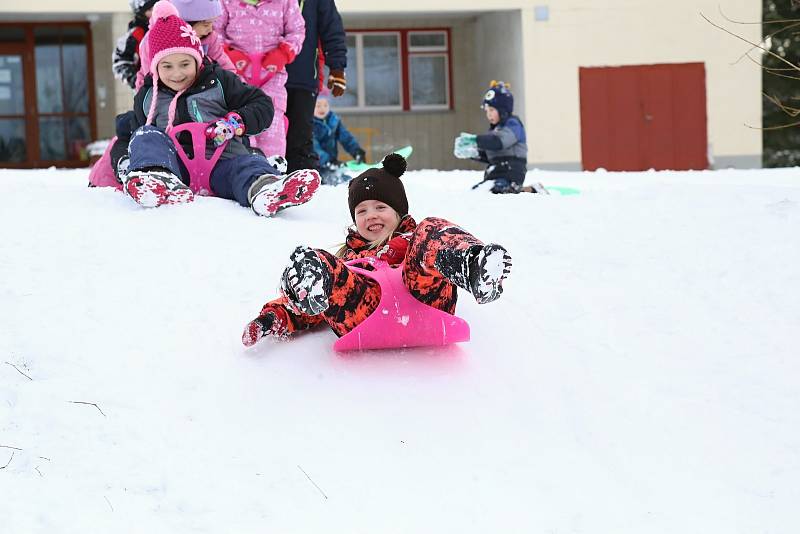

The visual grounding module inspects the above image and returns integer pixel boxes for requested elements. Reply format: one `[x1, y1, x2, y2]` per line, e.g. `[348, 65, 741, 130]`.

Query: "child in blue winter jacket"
[454, 81, 545, 194]
[110, 0, 320, 214]
[313, 93, 366, 185]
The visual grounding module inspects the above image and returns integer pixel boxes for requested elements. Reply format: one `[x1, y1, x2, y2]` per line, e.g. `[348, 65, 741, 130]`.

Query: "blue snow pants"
[128, 125, 278, 206]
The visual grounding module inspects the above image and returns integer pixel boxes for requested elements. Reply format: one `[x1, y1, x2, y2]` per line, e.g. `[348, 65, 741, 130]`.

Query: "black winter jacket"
[286, 0, 347, 94]
[111, 60, 274, 172]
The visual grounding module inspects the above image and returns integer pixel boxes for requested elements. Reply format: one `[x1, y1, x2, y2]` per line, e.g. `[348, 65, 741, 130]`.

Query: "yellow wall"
[3, 0, 762, 168]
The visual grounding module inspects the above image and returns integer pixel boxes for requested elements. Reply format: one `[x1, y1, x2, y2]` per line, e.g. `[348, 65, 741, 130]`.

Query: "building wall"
[338, 15, 483, 170]
[4, 0, 762, 169]
[474, 10, 524, 120]
[340, 0, 763, 169]
[516, 1, 762, 169]
[110, 13, 137, 123]
[90, 13, 118, 139]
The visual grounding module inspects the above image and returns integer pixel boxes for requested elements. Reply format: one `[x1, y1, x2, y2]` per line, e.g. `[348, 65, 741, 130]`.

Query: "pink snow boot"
[124, 169, 194, 208]
[248, 169, 320, 217]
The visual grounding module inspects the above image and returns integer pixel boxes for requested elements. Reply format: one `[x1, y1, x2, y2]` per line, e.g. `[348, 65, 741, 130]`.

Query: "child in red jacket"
[242, 153, 513, 346]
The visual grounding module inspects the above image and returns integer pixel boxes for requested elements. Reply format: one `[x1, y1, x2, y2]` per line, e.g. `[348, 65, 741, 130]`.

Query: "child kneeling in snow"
[110, 1, 319, 215]
[241, 153, 512, 346]
[454, 80, 545, 195]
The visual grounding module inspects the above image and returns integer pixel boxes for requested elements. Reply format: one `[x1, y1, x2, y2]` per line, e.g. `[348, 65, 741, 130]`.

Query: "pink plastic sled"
[226, 48, 277, 88]
[88, 136, 122, 190]
[167, 122, 227, 196]
[88, 125, 227, 196]
[333, 258, 471, 352]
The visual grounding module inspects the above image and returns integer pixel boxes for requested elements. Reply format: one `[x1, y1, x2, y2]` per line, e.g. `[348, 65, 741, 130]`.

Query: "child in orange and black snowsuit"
[242, 153, 513, 346]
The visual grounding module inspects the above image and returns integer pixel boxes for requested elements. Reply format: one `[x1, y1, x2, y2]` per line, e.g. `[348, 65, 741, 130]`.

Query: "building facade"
[0, 0, 761, 170]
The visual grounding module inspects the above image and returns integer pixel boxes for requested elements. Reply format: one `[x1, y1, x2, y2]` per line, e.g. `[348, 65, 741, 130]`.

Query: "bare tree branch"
[746, 119, 800, 130]
[0, 445, 23, 451]
[764, 93, 800, 116]
[700, 12, 800, 74]
[68, 401, 106, 417]
[0, 451, 14, 469]
[718, 4, 800, 25]
[297, 465, 328, 500]
[4, 361, 32, 381]
[731, 21, 800, 67]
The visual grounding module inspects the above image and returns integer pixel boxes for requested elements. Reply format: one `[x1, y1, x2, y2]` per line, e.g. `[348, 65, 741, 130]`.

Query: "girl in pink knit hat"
[110, 0, 320, 214]
[135, 0, 236, 91]
[213, 0, 306, 158]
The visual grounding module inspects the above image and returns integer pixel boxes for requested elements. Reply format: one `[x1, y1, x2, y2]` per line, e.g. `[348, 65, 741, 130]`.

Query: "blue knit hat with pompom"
[482, 80, 514, 117]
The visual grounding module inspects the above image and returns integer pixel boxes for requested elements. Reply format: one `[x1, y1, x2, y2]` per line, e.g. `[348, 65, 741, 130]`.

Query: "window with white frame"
[330, 29, 451, 112]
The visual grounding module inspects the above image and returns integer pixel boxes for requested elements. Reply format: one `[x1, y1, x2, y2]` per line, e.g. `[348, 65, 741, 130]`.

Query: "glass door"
[34, 25, 93, 164]
[0, 43, 28, 164]
[0, 22, 95, 168]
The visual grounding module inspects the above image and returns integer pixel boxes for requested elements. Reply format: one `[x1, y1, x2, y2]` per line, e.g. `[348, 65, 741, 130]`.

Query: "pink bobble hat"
[145, 0, 205, 131]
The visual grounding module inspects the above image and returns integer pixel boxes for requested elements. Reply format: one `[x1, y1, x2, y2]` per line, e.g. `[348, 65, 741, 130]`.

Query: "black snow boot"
[280, 246, 333, 315]
[435, 243, 512, 304]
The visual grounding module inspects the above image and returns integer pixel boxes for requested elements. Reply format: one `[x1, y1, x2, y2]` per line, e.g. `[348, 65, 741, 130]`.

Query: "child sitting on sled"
[241, 153, 512, 347]
[453, 80, 546, 194]
[134, 0, 236, 91]
[110, 1, 319, 214]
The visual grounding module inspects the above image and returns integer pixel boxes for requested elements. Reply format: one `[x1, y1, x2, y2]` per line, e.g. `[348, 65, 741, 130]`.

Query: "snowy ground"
[1, 165, 798, 533]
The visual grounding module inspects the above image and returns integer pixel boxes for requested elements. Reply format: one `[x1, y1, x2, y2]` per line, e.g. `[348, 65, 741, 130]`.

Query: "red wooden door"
[579, 62, 707, 171]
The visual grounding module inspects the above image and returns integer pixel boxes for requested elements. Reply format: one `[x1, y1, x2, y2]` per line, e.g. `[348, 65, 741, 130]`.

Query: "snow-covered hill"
[1, 166, 798, 533]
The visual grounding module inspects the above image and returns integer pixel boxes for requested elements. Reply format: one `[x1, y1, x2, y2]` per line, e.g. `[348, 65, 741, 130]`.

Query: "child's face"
[314, 98, 330, 119]
[354, 200, 400, 243]
[485, 105, 500, 125]
[192, 18, 215, 39]
[157, 53, 198, 91]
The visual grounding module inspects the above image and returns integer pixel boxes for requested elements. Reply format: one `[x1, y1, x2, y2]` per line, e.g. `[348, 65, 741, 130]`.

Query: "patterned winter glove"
[242, 309, 289, 347]
[352, 148, 366, 164]
[453, 132, 479, 159]
[205, 112, 245, 147]
[376, 233, 411, 265]
[262, 43, 296, 73]
[327, 69, 346, 97]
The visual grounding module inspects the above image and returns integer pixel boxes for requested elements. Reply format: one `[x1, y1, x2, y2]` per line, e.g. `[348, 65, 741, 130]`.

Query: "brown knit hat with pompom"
[348, 153, 408, 220]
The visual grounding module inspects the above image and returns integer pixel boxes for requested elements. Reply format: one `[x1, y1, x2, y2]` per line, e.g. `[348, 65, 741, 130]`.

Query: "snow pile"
[1, 166, 799, 533]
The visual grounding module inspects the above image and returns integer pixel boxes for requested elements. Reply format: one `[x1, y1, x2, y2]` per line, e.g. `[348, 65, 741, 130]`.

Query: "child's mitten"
[261, 43, 295, 73]
[376, 233, 411, 265]
[242, 309, 289, 347]
[223, 44, 250, 78]
[453, 132, 478, 159]
[205, 112, 244, 146]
